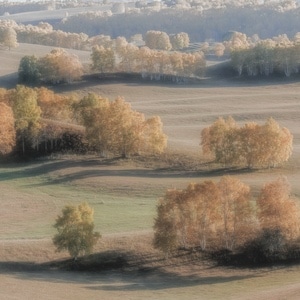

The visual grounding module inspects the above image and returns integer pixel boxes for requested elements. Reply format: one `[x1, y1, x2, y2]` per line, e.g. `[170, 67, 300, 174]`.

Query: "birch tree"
[257, 177, 300, 240]
[217, 176, 254, 250]
[10, 85, 41, 154]
[53, 202, 101, 260]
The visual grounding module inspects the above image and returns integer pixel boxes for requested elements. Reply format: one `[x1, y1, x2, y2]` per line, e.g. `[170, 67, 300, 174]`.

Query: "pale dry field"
[1, 44, 300, 299]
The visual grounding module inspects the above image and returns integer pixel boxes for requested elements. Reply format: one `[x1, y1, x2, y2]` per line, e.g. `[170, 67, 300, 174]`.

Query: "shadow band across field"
[0, 259, 256, 292]
[0, 157, 255, 186]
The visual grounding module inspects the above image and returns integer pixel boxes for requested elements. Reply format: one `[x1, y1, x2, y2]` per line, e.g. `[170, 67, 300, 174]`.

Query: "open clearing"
[1, 43, 300, 299]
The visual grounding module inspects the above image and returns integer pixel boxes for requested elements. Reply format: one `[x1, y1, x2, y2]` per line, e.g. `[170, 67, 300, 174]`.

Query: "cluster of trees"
[73, 93, 167, 158]
[154, 176, 300, 255]
[0, 86, 167, 158]
[144, 30, 189, 50]
[0, 20, 190, 53]
[201, 117, 293, 168]
[0, 20, 89, 50]
[91, 38, 205, 81]
[231, 42, 300, 77]
[19, 49, 83, 85]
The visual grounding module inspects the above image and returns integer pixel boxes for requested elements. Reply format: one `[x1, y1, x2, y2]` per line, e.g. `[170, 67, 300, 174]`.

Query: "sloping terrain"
[1, 43, 300, 299]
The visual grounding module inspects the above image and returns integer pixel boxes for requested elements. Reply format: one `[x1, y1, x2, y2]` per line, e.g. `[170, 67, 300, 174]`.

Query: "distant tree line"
[91, 37, 205, 82]
[0, 86, 167, 158]
[0, 2, 50, 16]
[0, 19, 191, 52]
[230, 41, 300, 77]
[57, 7, 300, 42]
[18, 42, 205, 85]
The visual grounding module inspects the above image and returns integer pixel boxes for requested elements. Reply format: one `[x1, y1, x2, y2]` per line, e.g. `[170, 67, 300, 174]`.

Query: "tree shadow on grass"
[0, 156, 259, 190]
[0, 259, 258, 292]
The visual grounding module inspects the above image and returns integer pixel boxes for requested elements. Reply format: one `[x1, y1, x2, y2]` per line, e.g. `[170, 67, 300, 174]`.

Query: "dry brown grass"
[2, 43, 300, 299]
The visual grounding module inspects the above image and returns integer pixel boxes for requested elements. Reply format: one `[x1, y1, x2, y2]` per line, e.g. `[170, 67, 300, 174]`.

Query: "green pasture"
[0, 160, 157, 239]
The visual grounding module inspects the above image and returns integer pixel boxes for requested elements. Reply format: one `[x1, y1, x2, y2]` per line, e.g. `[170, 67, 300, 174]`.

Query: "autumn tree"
[184, 181, 221, 250]
[0, 102, 16, 155]
[257, 177, 300, 240]
[154, 176, 256, 254]
[10, 85, 41, 154]
[145, 30, 172, 51]
[74, 94, 167, 157]
[36, 87, 74, 121]
[201, 117, 293, 169]
[91, 45, 115, 74]
[169, 32, 190, 50]
[53, 202, 101, 260]
[39, 49, 83, 84]
[1, 27, 18, 50]
[214, 43, 226, 58]
[217, 176, 255, 250]
[201, 116, 239, 166]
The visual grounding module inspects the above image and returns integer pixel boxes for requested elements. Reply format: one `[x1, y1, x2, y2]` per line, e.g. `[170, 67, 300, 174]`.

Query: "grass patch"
[0, 159, 157, 239]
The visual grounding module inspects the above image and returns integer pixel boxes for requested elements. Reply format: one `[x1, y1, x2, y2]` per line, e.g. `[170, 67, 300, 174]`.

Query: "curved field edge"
[2, 44, 300, 300]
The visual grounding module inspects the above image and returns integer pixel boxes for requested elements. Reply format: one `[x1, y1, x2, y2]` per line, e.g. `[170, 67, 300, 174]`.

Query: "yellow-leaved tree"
[153, 176, 255, 255]
[217, 176, 255, 250]
[0, 102, 16, 155]
[257, 177, 300, 240]
[53, 202, 101, 260]
[9, 85, 41, 155]
[201, 117, 293, 169]
[74, 94, 167, 157]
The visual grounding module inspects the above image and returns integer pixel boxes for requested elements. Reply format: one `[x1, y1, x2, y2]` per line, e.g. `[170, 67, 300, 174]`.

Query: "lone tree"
[53, 202, 101, 260]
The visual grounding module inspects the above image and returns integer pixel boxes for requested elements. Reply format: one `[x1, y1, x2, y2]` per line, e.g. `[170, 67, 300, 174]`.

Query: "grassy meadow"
[2, 43, 300, 299]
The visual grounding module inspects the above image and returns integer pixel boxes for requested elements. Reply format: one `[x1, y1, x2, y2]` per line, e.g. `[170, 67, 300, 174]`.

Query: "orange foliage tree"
[153, 176, 256, 254]
[74, 93, 167, 158]
[217, 176, 255, 250]
[257, 177, 300, 240]
[38, 49, 83, 84]
[154, 176, 300, 256]
[201, 117, 293, 168]
[0, 102, 16, 155]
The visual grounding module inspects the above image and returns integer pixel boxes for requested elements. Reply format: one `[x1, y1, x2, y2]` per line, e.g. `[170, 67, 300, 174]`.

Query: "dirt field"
[2, 43, 300, 299]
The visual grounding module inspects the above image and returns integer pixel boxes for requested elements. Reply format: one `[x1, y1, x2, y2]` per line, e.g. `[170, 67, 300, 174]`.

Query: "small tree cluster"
[154, 176, 300, 256]
[0, 86, 82, 156]
[91, 38, 205, 81]
[53, 202, 100, 259]
[154, 176, 254, 253]
[201, 116, 293, 168]
[230, 38, 300, 77]
[0, 86, 167, 158]
[18, 49, 83, 85]
[74, 93, 167, 158]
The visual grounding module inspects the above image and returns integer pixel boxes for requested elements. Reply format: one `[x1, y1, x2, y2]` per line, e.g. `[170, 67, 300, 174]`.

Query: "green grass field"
[0, 159, 158, 239]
